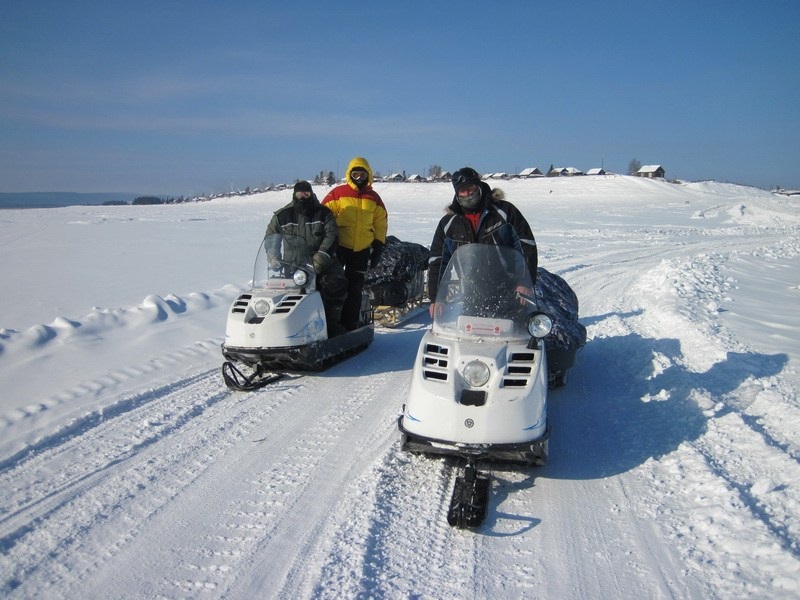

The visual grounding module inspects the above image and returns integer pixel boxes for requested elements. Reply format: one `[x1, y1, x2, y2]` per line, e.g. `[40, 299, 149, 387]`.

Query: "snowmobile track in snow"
[0, 328, 452, 597]
[0, 367, 242, 593]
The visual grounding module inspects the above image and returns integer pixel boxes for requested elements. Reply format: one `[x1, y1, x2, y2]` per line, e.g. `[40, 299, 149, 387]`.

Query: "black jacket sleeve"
[427, 217, 447, 300]
[506, 204, 538, 284]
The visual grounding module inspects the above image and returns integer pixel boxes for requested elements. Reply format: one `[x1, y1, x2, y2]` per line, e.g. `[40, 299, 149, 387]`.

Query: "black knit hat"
[452, 167, 481, 191]
[293, 180, 313, 194]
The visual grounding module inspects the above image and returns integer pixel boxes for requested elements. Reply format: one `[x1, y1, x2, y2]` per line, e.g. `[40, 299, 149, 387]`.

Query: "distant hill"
[0, 192, 142, 209]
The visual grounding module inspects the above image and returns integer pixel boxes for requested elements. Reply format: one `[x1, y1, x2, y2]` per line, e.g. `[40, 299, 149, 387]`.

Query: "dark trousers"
[318, 260, 348, 335]
[336, 246, 370, 329]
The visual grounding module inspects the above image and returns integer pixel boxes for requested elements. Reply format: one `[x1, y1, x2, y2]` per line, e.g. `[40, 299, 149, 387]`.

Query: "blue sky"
[1, 0, 798, 195]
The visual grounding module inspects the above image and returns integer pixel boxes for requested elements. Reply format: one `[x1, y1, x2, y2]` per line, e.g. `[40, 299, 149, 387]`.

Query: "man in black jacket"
[428, 167, 538, 318]
[266, 181, 348, 336]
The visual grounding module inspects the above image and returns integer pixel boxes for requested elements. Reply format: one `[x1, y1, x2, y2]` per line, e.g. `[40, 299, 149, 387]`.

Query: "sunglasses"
[351, 171, 368, 181]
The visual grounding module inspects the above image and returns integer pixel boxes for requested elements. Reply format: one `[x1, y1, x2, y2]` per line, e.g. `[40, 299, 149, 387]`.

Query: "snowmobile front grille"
[232, 294, 252, 314]
[272, 294, 305, 314]
[422, 343, 449, 381]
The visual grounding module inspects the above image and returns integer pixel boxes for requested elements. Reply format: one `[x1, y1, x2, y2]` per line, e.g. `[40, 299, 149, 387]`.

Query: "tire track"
[303, 448, 476, 599]
[0, 368, 218, 477]
[74, 337, 421, 598]
[0, 366, 303, 595]
[221, 348, 420, 598]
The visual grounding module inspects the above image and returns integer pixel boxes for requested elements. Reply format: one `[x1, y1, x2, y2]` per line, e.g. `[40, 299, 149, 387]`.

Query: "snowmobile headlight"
[293, 269, 308, 286]
[463, 360, 491, 387]
[253, 298, 271, 317]
[526, 312, 553, 338]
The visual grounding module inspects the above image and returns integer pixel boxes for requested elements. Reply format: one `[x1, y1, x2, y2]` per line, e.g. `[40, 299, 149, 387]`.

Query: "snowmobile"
[398, 242, 553, 529]
[221, 233, 374, 391]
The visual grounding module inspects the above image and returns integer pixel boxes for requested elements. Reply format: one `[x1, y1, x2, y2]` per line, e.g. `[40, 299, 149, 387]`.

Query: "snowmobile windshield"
[252, 233, 317, 291]
[432, 242, 535, 342]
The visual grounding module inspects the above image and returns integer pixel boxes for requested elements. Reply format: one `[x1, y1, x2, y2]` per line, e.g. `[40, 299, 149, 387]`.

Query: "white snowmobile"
[398, 242, 553, 528]
[221, 233, 374, 391]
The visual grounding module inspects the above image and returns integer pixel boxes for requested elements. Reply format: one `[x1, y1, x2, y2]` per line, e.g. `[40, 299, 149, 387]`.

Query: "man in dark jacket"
[266, 181, 348, 336]
[428, 167, 538, 318]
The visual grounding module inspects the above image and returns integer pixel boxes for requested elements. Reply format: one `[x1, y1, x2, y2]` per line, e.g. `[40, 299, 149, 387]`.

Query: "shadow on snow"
[544, 332, 788, 481]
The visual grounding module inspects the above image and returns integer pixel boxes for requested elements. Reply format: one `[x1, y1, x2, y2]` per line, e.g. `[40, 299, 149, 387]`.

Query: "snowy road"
[1, 177, 798, 598]
[2, 324, 703, 599]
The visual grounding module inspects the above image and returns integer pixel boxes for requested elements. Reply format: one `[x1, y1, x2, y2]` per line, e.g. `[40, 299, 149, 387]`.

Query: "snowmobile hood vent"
[422, 343, 449, 381]
[502, 352, 536, 388]
[232, 294, 253, 314]
[273, 294, 305, 314]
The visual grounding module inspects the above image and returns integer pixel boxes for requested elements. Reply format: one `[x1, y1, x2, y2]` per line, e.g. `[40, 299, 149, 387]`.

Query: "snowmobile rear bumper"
[398, 416, 550, 465]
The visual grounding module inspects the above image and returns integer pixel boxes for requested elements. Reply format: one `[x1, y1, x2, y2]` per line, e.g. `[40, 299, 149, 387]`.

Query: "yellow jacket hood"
[346, 156, 374, 188]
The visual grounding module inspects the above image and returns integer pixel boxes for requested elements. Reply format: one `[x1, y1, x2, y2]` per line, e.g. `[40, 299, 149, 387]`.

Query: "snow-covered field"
[1, 175, 798, 598]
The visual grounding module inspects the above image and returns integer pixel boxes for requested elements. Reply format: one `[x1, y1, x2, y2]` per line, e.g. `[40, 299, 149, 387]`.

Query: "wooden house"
[635, 165, 666, 178]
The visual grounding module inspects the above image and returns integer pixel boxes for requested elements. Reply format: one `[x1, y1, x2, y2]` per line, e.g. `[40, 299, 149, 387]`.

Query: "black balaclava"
[293, 180, 314, 208]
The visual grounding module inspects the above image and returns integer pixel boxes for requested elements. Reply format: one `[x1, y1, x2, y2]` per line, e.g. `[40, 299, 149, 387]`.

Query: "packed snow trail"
[1, 178, 799, 598]
[0, 330, 702, 599]
[0, 328, 423, 597]
[0, 317, 701, 599]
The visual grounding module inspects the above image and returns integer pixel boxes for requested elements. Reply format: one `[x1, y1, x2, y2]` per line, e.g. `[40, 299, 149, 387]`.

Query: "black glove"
[369, 240, 384, 268]
[266, 251, 281, 269]
[312, 251, 331, 274]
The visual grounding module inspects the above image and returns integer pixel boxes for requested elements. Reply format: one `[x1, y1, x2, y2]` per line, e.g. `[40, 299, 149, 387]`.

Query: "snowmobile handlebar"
[515, 288, 536, 306]
[269, 257, 312, 272]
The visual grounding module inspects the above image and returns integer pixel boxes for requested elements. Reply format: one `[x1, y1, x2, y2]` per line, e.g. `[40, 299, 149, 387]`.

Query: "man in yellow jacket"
[322, 157, 388, 330]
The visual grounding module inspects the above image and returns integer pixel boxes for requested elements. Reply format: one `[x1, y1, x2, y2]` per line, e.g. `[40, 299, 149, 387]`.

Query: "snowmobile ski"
[447, 459, 490, 529]
[221, 361, 284, 391]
